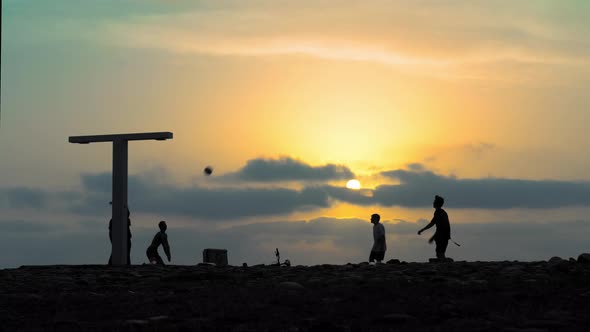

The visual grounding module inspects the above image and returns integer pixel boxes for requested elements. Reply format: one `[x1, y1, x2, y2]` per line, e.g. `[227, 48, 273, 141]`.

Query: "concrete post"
[69, 132, 173, 266]
[112, 140, 128, 265]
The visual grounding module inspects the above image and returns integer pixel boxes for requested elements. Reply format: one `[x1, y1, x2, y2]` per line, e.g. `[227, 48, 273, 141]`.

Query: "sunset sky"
[2, 1, 590, 267]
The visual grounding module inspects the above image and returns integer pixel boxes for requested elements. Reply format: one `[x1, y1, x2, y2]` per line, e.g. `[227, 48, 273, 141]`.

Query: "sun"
[346, 179, 361, 190]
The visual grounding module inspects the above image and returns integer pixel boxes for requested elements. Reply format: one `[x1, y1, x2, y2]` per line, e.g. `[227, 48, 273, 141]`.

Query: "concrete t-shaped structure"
[69, 132, 173, 265]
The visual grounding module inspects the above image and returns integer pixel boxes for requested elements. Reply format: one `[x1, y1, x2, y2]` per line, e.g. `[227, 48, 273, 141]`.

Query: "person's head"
[371, 213, 381, 224]
[158, 221, 167, 232]
[433, 195, 444, 208]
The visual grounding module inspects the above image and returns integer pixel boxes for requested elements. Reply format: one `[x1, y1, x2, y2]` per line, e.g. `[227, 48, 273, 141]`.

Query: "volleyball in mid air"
[204, 166, 213, 176]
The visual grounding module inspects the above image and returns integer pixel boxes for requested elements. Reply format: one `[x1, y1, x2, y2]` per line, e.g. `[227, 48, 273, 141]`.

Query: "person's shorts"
[146, 246, 161, 262]
[369, 250, 385, 262]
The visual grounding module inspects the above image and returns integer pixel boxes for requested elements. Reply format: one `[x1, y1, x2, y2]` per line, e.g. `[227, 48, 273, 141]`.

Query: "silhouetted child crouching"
[146, 221, 171, 265]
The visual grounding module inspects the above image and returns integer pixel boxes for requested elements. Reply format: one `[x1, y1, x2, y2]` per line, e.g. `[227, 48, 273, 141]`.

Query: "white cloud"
[98, 3, 590, 73]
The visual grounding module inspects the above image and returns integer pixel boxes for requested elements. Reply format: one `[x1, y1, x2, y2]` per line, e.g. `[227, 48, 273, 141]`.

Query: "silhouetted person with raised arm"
[418, 195, 451, 261]
[146, 221, 171, 265]
[369, 213, 386, 264]
[108, 207, 132, 265]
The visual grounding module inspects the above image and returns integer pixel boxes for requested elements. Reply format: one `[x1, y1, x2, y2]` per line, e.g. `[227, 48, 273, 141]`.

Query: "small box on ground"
[203, 249, 228, 266]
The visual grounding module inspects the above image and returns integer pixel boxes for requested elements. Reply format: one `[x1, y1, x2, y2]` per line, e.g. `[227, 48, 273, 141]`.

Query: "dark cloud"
[0, 188, 48, 209]
[80, 173, 111, 194]
[232, 157, 355, 182]
[4, 164, 590, 221]
[377, 169, 590, 208]
[406, 163, 426, 171]
[74, 172, 331, 219]
[0, 220, 55, 233]
[133, 186, 330, 219]
[320, 185, 374, 206]
[80, 172, 150, 195]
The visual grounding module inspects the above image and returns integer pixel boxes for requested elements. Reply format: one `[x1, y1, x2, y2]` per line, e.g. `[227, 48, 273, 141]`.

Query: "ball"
[204, 166, 213, 175]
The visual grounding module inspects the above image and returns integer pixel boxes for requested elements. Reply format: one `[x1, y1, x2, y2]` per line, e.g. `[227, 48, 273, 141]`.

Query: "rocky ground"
[2, 255, 590, 331]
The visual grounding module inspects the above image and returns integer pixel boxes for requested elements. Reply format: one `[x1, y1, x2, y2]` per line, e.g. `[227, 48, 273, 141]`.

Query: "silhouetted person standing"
[146, 221, 171, 265]
[369, 214, 386, 263]
[108, 208, 132, 265]
[418, 195, 451, 261]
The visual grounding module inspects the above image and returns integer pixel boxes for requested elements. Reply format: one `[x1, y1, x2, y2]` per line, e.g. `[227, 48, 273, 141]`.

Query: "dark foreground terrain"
[2, 256, 590, 331]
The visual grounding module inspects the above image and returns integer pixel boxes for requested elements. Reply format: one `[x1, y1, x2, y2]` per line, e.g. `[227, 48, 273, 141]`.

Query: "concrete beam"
[69, 132, 173, 144]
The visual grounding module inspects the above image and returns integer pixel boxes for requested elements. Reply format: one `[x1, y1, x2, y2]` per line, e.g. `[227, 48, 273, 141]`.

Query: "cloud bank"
[232, 157, 355, 182]
[3, 162, 590, 220]
[376, 169, 590, 209]
[101, 2, 590, 75]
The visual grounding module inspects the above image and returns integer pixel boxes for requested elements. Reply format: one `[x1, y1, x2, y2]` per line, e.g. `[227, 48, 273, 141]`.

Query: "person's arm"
[377, 225, 386, 243]
[428, 234, 435, 244]
[162, 234, 171, 261]
[418, 219, 435, 235]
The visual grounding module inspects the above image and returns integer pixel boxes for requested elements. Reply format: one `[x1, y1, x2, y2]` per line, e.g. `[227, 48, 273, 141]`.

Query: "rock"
[53, 321, 81, 330]
[545, 310, 575, 322]
[386, 259, 401, 264]
[347, 275, 363, 283]
[242, 263, 248, 267]
[418, 269, 436, 276]
[577, 253, 590, 263]
[197, 262, 216, 267]
[428, 258, 454, 263]
[439, 303, 459, 317]
[148, 315, 169, 321]
[279, 281, 305, 290]
[522, 319, 570, 328]
[548, 256, 563, 264]
[306, 278, 323, 287]
[501, 265, 524, 276]
[468, 279, 489, 290]
[430, 276, 446, 283]
[382, 313, 415, 323]
[3, 261, 590, 330]
[126, 319, 149, 325]
[549, 260, 571, 272]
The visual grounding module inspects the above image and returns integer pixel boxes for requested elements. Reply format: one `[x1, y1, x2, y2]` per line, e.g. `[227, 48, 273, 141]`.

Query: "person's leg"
[147, 247, 159, 264]
[369, 251, 376, 263]
[127, 239, 132, 265]
[435, 239, 449, 261]
[155, 254, 165, 265]
[376, 251, 385, 264]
